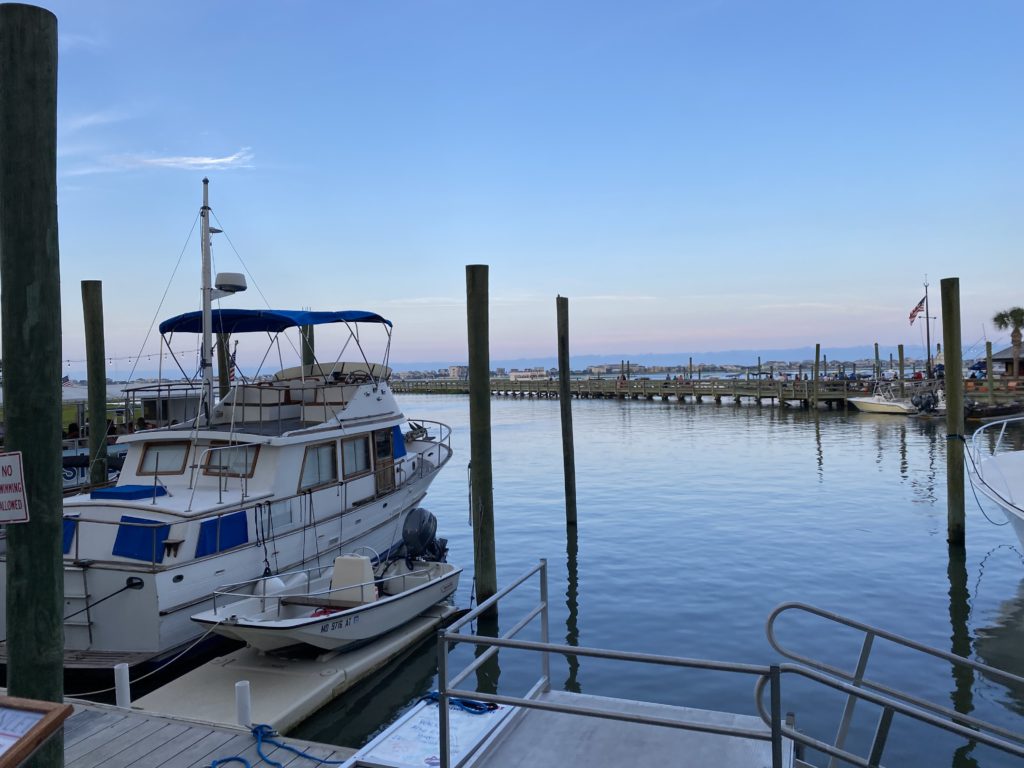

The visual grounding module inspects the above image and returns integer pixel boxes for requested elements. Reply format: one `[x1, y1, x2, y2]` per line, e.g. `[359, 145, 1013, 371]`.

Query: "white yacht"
[968, 416, 1024, 547]
[0, 180, 453, 671]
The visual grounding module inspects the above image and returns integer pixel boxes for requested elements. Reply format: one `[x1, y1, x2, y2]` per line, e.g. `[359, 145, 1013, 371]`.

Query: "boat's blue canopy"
[159, 308, 392, 335]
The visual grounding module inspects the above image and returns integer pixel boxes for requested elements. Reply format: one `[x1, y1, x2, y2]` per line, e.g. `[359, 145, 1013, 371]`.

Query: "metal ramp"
[342, 561, 1024, 768]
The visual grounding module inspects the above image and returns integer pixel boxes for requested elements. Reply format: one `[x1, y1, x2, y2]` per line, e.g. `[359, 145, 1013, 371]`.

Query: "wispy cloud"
[58, 32, 104, 54]
[63, 147, 255, 177]
[573, 294, 658, 302]
[61, 109, 133, 135]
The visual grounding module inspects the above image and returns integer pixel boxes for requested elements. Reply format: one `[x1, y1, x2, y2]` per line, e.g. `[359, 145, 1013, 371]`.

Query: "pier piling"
[556, 296, 577, 527]
[986, 342, 994, 404]
[466, 265, 497, 608]
[301, 324, 315, 369]
[898, 344, 905, 397]
[82, 280, 108, 486]
[941, 278, 965, 547]
[813, 344, 820, 408]
[0, 4, 64, 762]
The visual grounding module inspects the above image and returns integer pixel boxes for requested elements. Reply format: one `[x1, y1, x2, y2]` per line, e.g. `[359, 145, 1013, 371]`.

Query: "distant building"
[509, 368, 548, 381]
[447, 365, 469, 380]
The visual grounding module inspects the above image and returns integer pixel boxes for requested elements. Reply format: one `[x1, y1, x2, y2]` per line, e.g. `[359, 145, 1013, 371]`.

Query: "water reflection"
[564, 526, 581, 693]
[974, 574, 1024, 716]
[947, 546, 978, 768]
[473, 611, 501, 696]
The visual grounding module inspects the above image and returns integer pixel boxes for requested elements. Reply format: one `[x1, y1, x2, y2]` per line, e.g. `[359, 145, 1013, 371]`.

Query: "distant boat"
[848, 384, 919, 415]
[965, 400, 1024, 422]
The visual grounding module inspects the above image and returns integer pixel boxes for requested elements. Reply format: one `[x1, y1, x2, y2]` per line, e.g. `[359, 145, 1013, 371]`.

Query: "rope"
[418, 691, 498, 714]
[208, 724, 347, 768]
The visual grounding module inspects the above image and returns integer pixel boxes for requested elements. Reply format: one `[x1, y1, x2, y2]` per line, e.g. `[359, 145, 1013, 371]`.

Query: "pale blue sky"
[36, 1, 1023, 374]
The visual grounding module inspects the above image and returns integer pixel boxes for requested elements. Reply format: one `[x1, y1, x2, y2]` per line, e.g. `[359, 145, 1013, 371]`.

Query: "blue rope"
[208, 724, 347, 768]
[419, 691, 498, 714]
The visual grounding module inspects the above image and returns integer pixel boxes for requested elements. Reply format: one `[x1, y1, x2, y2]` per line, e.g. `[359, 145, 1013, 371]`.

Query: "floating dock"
[60, 698, 352, 767]
[135, 604, 459, 734]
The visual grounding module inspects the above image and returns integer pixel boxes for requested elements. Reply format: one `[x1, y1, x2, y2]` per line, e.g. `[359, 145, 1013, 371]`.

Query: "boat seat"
[279, 594, 365, 610]
[328, 555, 376, 604]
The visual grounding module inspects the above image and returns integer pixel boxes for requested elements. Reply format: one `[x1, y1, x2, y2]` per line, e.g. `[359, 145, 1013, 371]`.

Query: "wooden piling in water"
[874, 342, 880, 380]
[81, 280, 108, 486]
[812, 344, 820, 408]
[301, 324, 315, 369]
[898, 344, 905, 397]
[556, 297, 577, 527]
[941, 278, 965, 547]
[986, 341, 994, 405]
[217, 331, 230, 399]
[466, 265, 497, 607]
[0, 5, 64, 761]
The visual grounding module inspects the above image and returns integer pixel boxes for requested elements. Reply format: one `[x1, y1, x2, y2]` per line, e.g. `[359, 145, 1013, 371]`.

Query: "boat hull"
[848, 396, 917, 415]
[193, 564, 461, 652]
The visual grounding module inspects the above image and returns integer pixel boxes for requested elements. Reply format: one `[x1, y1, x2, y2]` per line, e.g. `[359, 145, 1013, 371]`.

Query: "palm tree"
[993, 307, 1024, 378]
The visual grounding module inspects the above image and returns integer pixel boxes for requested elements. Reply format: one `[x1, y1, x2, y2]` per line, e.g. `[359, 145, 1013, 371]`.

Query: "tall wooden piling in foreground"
[466, 265, 497, 607]
[941, 278, 965, 547]
[301, 324, 315, 369]
[82, 280, 107, 485]
[898, 345, 905, 397]
[0, 5, 64, 764]
[556, 296, 577, 527]
[986, 342, 994, 404]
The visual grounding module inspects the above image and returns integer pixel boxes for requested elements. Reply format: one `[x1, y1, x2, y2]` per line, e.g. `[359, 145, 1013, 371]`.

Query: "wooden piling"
[466, 265, 497, 607]
[874, 343, 880, 380]
[898, 344, 905, 397]
[941, 278, 965, 547]
[301, 324, 315, 369]
[216, 331, 230, 399]
[986, 341, 994, 405]
[812, 344, 820, 408]
[688, 357, 693, 380]
[0, 5, 64, 761]
[81, 280, 107, 486]
[556, 296, 577, 527]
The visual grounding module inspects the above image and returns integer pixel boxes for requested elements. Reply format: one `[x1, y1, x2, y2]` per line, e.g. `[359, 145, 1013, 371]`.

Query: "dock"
[53, 698, 353, 767]
[391, 376, 1014, 407]
[135, 604, 459, 734]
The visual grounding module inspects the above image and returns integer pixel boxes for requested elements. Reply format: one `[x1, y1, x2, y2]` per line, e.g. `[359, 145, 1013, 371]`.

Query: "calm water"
[293, 395, 1024, 767]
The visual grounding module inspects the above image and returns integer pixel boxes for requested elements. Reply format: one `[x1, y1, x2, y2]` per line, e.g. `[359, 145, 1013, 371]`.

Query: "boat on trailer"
[191, 552, 461, 653]
[0, 179, 453, 672]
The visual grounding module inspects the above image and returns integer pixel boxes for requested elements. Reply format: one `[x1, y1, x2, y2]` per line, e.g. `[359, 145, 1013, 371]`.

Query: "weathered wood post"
[301, 324, 315, 370]
[898, 344, 905, 397]
[556, 296, 577, 527]
[688, 357, 693, 380]
[466, 265, 497, 608]
[941, 277, 965, 547]
[81, 280, 107, 485]
[812, 344, 820, 408]
[874, 343, 881, 380]
[216, 331, 230, 399]
[0, 5, 64, 763]
[986, 341, 994, 405]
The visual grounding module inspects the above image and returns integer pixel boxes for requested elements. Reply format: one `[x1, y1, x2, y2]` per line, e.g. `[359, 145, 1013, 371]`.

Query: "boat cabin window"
[203, 442, 259, 478]
[342, 435, 371, 479]
[300, 441, 337, 491]
[138, 441, 189, 475]
[374, 430, 393, 461]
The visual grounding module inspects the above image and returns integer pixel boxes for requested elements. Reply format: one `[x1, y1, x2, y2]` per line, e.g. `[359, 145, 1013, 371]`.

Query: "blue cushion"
[91, 484, 167, 501]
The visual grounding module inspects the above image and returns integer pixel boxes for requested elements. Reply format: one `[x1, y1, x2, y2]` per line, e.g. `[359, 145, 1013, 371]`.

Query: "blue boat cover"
[159, 308, 392, 335]
[392, 425, 407, 460]
[112, 515, 171, 563]
[63, 516, 78, 555]
[91, 484, 167, 501]
[195, 510, 249, 558]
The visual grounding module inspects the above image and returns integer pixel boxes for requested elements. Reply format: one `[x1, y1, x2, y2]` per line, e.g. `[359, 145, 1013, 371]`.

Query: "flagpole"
[924, 278, 932, 378]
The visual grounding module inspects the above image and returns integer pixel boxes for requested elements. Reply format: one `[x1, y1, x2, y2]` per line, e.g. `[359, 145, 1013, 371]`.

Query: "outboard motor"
[918, 392, 937, 414]
[401, 507, 448, 565]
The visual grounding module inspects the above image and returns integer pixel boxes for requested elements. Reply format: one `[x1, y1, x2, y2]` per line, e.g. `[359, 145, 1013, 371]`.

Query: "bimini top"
[159, 308, 392, 335]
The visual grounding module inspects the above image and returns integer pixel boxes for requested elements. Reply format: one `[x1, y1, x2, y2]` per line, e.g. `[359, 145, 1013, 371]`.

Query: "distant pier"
[392, 377, 1019, 408]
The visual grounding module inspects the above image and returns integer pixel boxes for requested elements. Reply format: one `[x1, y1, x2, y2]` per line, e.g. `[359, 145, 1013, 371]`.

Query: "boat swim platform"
[135, 603, 462, 735]
[344, 690, 793, 768]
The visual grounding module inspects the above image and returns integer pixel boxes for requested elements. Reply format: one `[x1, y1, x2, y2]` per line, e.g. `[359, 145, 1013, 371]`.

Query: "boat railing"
[436, 560, 787, 768]
[967, 415, 1024, 505]
[764, 601, 1024, 765]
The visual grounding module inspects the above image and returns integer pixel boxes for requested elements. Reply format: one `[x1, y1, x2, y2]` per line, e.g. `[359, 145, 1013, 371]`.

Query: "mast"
[924, 278, 932, 378]
[201, 177, 214, 422]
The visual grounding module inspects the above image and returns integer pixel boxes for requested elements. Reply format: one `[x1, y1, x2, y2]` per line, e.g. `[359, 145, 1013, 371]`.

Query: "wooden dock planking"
[59, 702, 353, 768]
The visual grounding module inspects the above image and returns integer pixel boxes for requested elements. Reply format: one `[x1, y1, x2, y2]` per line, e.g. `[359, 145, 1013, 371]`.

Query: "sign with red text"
[0, 453, 29, 524]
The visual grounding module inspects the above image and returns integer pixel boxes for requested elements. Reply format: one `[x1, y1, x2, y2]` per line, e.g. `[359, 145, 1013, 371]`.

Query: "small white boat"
[848, 383, 919, 415]
[191, 553, 461, 652]
[967, 416, 1024, 547]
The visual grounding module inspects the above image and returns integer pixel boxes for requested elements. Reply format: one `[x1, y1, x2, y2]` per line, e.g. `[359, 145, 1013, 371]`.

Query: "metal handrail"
[437, 560, 786, 768]
[754, 663, 1024, 767]
[766, 602, 1024, 762]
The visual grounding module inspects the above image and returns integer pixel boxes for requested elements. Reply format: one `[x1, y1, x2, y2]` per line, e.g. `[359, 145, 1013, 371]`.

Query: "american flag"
[909, 296, 926, 326]
[228, 349, 237, 382]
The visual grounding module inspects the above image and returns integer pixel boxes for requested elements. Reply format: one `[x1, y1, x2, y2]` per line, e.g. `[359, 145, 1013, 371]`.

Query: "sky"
[24, 1, 1024, 376]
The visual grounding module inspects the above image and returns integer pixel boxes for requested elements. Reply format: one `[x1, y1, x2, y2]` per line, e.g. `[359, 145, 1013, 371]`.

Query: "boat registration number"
[322, 615, 360, 633]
